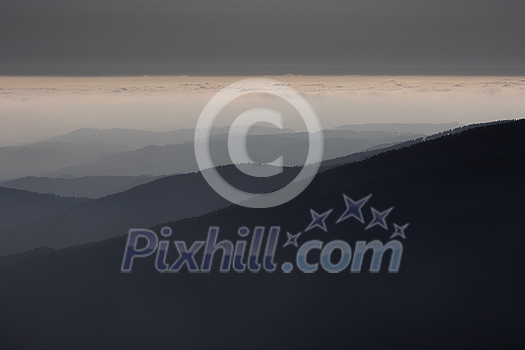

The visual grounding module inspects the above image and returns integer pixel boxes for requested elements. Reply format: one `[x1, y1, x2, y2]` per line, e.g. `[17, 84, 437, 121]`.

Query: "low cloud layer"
[1, 75, 524, 145]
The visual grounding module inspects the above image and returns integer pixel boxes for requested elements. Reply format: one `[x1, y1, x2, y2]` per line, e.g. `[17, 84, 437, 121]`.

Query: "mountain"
[0, 165, 304, 256]
[0, 142, 131, 181]
[0, 175, 160, 199]
[335, 122, 462, 135]
[0, 186, 89, 232]
[0, 247, 55, 267]
[41, 126, 296, 149]
[0, 137, 414, 255]
[0, 120, 523, 349]
[0, 121, 517, 256]
[41, 131, 421, 178]
[319, 137, 423, 170]
[321, 120, 510, 170]
[18, 141, 132, 155]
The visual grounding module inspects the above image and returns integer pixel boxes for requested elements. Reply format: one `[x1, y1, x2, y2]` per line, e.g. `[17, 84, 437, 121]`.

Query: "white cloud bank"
[0, 75, 524, 145]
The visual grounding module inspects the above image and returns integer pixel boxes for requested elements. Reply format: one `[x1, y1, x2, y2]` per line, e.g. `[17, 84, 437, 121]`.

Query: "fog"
[1, 75, 524, 145]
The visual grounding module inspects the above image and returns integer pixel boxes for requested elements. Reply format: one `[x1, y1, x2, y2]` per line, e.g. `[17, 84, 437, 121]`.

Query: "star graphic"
[336, 193, 372, 224]
[366, 207, 393, 230]
[283, 232, 302, 248]
[305, 209, 333, 232]
[390, 223, 409, 239]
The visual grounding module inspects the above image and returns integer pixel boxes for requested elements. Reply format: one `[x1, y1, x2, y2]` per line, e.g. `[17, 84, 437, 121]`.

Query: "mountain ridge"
[0, 120, 521, 257]
[0, 119, 523, 349]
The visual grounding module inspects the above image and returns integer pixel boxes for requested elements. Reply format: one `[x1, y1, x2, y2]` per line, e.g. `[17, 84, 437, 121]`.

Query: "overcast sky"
[1, 1, 524, 144]
[1, 0, 524, 76]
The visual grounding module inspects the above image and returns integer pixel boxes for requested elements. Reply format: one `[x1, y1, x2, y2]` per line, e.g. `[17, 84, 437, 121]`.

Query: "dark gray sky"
[1, 0, 524, 75]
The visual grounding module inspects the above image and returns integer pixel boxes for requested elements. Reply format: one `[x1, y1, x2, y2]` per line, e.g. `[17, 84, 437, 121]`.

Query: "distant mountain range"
[0, 165, 304, 256]
[41, 130, 421, 178]
[0, 119, 522, 349]
[0, 121, 509, 257]
[0, 186, 89, 233]
[0, 136, 421, 199]
[0, 120, 520, 257]
[0, 175, 160, 199]
[0, 142, 131, 181]
[42, 125, 296, 149]
[335, 122, 461, 134]
[0, 137, 430, 255]
[0, 126, 422, 181]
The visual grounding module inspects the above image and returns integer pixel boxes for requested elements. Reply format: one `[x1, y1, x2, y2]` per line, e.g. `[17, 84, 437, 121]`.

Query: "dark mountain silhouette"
[42, 131, 420, 178]
[0, 141, 131, 181]
[320, 120, 510, 171]
[0, 120, 523, 349]
[320, 138, 423, 170]
[1, 175, 160, 199]
[0, 186, 89, 232]
[0, 246, 55, 267]
[335, 122, 462, 135]
[0, 165, 304, 256]
[0, 130, 422, 256]
[0, 121, 517, 256]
